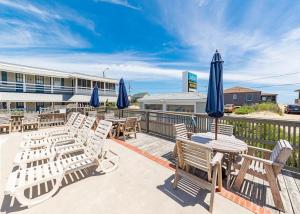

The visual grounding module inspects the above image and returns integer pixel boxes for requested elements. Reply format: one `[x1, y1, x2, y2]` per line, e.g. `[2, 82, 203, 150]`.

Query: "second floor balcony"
[0, 80, 117, 96]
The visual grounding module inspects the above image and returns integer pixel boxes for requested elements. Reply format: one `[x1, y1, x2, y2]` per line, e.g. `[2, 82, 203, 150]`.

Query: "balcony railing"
[0, 81, 116, 96]
[112, 109, 300, 172]
[76, 86, 116, 96]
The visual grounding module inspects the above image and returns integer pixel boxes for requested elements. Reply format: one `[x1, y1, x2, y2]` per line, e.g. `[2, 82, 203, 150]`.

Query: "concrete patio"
[0, 130, 251, 214]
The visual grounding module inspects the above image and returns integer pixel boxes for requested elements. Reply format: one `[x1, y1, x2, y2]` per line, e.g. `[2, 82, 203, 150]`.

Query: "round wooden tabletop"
[191, 132, 248, 153]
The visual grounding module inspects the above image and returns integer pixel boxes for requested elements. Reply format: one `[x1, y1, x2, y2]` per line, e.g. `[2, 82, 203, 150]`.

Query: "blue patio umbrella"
[117, 78, 129, 117]
[205, 50, 224, 140]
[89, 84, 100, 108]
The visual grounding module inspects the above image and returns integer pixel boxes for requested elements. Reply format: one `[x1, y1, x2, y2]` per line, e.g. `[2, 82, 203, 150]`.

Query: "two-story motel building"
[0, 62, 118, 111]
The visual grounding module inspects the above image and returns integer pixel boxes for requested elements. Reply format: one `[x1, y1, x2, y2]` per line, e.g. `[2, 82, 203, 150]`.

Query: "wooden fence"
[117, 109, 300, 172]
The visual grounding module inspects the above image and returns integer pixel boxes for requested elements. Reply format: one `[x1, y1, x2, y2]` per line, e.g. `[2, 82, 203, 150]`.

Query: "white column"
[23, 74, 26, 92]
[51, 77, 54, 93]
[103, 82, 106, 95]
[75, 78, 78, 93]
[24, 102, 27, 112]
[7, 102, 10, 111]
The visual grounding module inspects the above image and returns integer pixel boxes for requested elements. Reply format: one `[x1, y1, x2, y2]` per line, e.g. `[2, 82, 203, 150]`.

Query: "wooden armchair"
[0, 115, 12, 133]
[117, 117, 137, 140]
[21, 113, 40, 132]
[172, 123, 193, 158]
[173, 137, 223, 213]
[211, 123, 233, 136]
[234, 140, 293, 212]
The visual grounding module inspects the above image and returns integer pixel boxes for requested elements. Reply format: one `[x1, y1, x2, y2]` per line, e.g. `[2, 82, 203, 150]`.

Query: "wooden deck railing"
[116, 109, 300, 172]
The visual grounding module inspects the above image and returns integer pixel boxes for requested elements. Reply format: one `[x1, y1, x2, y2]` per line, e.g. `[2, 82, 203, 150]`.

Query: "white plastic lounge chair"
[20, 114, 87, 150]
[14, 117, 97, 169]
[23, 112, 79, 141]
[4, 120, 119, 207]
[47, 113, 86, 137]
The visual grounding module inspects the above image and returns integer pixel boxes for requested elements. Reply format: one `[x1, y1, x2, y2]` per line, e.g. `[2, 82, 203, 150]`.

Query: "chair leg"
[217, 164, 222, 192]
[173, 169, 179, 189]
[265, 165, 285, 212]
[172, 145, 177, 159]
[209, 165, 218, 213]
[234, 158, 251, 190]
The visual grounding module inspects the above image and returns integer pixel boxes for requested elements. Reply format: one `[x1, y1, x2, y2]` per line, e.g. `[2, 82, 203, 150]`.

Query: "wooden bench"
[234, 140, 293, 212]
[174, 137, 223, 213]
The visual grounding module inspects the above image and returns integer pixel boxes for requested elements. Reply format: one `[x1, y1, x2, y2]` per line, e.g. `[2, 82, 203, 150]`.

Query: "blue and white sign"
[182, 71, 197, 92]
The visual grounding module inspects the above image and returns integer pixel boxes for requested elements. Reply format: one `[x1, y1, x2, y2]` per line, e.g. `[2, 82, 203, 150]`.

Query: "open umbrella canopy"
[89, 84, 100, 107]
[117, 78, 129, 109]
[205, 50, 224, 118]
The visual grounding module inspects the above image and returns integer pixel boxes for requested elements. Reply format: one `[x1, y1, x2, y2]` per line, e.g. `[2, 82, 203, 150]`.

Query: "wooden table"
[191, 132, 248, 188]
[105, 118, 126, 137]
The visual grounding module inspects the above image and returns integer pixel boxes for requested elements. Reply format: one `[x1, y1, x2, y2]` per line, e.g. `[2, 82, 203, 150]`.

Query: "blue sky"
[0, 0, 300, 103]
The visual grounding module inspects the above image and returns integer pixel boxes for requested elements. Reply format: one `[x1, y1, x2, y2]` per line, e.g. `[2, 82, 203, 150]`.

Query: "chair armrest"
[242, 154, 282, 167]
[247, 145, 272, 154]
[187, 132, 193, 139]
[211, 152, 224, 167]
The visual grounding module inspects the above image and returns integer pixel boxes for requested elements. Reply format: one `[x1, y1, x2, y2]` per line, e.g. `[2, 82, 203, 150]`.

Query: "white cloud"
[95, 0, 140, 10]
[0, 0, 96, 48]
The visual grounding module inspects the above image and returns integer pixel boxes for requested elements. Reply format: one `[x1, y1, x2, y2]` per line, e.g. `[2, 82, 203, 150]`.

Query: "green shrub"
[234, 103, 282, 115]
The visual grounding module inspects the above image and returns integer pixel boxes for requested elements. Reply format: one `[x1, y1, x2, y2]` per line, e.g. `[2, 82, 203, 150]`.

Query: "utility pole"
[102, 67, 110, 78]
[128, 81, 132, 95]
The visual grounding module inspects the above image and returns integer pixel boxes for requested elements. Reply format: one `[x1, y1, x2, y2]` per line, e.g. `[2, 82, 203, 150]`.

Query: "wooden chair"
[117, 117, 137, 140]
[172, 123, 193, 158]
[0, 115, 12, 133]
[104, 112, 115, 119]
[211, 123, 233, 136]
[234, 140, 293, 212]
[21, 113, 40, 132]
[173, 137, 223, 213]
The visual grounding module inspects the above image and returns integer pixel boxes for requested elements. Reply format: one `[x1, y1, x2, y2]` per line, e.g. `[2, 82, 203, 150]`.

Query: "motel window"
[16, 102, 24, 109]
[232, 94, 237, 100]
[15, 73, 23, 82]
[166, 105, 194, 113]
[1, 71, 7, 83]
[78, 79, 88, 88]
[107, 83, 115, 91]
[100, 82, 104, 89]
[144, 104, 163, 111]
[246, 94, 253, 101]
[54, 78, 61, 86]
[35, 76, 44, 85]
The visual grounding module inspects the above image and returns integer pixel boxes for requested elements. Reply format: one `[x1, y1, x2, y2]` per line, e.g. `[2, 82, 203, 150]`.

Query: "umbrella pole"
[215, 118, 218, 140]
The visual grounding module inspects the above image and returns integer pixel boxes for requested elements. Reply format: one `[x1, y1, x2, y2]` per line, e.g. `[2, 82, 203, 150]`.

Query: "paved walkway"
[0, 130, 250, 214]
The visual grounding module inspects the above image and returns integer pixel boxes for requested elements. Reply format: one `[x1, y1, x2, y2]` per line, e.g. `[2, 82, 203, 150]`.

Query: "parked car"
[224, 104, 235, 113]
[285, 104, 300, 114]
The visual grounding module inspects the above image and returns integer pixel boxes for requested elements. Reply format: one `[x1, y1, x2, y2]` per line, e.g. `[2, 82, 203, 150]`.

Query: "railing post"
[75, 78, 78, 94]
[146, 111, 150, 133]
[51, 77, 54, 93]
